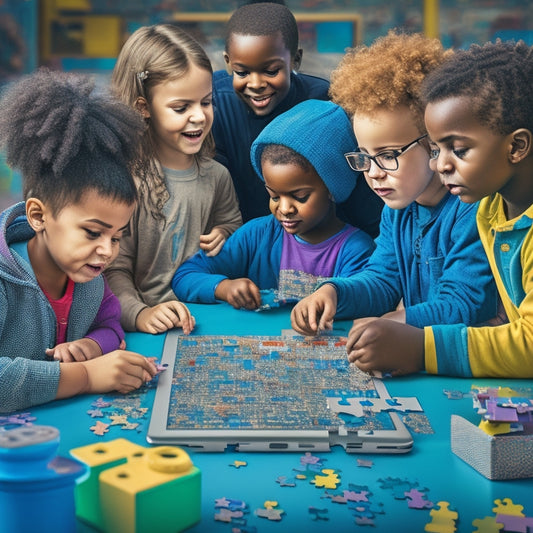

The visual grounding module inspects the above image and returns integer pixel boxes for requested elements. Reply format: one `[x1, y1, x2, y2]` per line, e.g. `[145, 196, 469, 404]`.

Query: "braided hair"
[421, 40, 533, 135]
[0, 68, 144, 215]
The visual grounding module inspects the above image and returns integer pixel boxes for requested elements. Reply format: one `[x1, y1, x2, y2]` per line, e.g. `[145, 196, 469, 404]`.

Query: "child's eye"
[264, 69, 280, 76]
[233, 70, 248, 78]
[173, 106, 187, 114]
[201, 100, 212, 107]
[85, 229, 100, 239]
[293, 194, 310, 203]
[429, 148, 440, 160]
[453, 147, 469, 159]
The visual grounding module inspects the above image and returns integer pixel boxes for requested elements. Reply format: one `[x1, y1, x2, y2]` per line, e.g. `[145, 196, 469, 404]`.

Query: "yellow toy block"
[99, 446, 201, 533]
[70, 438, 146, 529]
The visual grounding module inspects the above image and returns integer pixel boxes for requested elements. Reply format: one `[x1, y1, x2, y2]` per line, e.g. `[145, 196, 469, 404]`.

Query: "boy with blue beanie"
[172, 99, 376, 310]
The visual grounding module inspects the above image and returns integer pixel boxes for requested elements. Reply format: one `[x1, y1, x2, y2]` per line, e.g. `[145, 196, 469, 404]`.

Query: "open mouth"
[248, 94, 273, 108]
[182, 130, 202, 138]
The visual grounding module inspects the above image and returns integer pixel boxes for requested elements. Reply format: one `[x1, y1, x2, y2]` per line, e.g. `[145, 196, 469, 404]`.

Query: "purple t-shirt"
[278, 225, 357, 301]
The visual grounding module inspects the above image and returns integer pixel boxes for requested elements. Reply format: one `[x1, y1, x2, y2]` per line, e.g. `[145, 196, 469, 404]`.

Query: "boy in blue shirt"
[212, 2, 383, 237]
[173, 100, 375, 310]
[291, 32, 497, 340]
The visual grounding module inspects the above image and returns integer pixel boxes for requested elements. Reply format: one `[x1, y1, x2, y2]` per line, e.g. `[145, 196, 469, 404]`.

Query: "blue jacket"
[212, 70, 383, 237]
[172, 215, 375, 304]
[0, 203, 124, 412]
[329, 194, 498, 327]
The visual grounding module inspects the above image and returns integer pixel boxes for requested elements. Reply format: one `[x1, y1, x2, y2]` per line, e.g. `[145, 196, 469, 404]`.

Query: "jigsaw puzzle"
[163, 335, 393, 432]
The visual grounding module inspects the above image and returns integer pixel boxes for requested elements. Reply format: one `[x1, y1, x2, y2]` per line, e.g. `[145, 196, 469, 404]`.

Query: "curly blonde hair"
[330, 31, 453, 131]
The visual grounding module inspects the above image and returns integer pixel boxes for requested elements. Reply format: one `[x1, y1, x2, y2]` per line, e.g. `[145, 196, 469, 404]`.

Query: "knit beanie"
[250, 99, 358, 203]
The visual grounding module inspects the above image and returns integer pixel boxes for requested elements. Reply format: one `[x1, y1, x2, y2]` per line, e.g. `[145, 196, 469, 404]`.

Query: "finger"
[205, 239, 224, 257]
[69, 344, 88, 362]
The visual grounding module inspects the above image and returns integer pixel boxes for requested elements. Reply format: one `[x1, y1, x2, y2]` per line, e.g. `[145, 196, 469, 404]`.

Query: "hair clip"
[137, 70, 149, 82]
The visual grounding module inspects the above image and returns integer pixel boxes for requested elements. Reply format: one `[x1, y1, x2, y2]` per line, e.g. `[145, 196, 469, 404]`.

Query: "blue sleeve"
[429, 323, 472, 377]
[405, 202, 497, 328]
[333, 228, 376, 278]
[172, 217, 282, 303]
[330, 209, 404, 319]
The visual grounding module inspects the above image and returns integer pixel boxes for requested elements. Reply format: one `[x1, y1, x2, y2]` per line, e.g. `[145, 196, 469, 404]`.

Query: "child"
[291, 32, 497, 343]
[106, 24, 242, 334]
[172, 99, 376, 309]
[212, 2, 383, 237]
[0, 68, 157, 413]
[338, 40, 533, 378]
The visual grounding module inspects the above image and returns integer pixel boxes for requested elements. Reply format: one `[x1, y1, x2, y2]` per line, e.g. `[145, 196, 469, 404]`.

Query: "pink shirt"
[40, 278, 75, 344]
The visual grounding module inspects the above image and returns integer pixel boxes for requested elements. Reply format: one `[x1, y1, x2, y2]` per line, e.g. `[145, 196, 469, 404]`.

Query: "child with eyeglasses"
[291, 32, 498, 348]
[338, 39, 533, 378]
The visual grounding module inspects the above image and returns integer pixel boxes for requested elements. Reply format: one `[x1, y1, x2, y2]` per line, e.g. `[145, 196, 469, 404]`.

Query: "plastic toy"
[99, 445, 201, 533]
[70, 438, 146, 529]
[0, 425, 87, 533]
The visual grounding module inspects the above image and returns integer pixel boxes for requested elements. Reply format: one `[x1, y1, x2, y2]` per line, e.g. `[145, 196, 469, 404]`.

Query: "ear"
[223, 51, 232, 75]
[135, 97, 150, 119]
[25, 197, 47, 233]
[292, 48, 303, 72]
[509, 129, 532, 163]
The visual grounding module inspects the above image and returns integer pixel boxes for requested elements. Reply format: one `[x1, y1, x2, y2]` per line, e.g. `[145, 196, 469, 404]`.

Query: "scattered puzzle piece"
[229, 460, 247, 469]
[425, 501, 458, 533]
[276, 476, 296, 487]
[405, 488, 433, 510]
[255, 501, 284, 521]
[492, 498, 524, 517]
[89, 421, 109, 436]
[357, 458, 373, 468]
[308, 506, 329, 521]
[472, 516, 504, 533]
[311, 468, 341, 489]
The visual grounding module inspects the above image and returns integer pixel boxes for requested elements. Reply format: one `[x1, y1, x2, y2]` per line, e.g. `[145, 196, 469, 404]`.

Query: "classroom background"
[1, 0, 532, 210]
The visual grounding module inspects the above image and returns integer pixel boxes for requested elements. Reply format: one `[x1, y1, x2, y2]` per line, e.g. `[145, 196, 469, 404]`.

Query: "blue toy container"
[0, 425, 88, 533]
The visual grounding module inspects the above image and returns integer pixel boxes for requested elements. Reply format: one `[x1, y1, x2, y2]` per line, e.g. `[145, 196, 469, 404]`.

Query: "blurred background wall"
[1, 0, 532, 208]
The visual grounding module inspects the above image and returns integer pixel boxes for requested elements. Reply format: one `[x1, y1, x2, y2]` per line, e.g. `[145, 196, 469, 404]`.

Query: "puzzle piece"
[311, 468, 341, 489]
[229, 460, 247, 468]
[348, 500, 385, 520]
[89, 421, 109, 436]
[355, 516, 376, 526]
[214, 509, 244, 523]
[471, 516, 504, 533]
[405, 488, 433, 509]
[492, 498, 524, 517]
[308, 506, 329, 521]
[425, 501, 458, 533]
[214, 497, 247, 511]
[357, 458, 373, 468]
[276, 476, 297, 487]
[255, 501, 284, 521]
[377, 477, 419, 499]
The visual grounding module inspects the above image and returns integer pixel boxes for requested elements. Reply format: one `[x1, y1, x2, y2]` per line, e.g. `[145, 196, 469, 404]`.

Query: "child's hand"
[84, 351, 158, 395]
[135, 301, 195, 334]
[215, 278, 261, 309]
[346, 317, 424, 376]
[200, 228, 227, 257]
[46, 338, 102, 362]
[291, 284, 338, 335]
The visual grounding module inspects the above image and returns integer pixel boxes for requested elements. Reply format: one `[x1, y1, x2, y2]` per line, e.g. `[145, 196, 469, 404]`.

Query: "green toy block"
[70, 438, 146, 529]
[99, 446, 201, 533]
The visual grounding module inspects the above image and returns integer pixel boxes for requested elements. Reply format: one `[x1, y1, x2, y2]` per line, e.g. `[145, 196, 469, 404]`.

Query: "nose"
[96, 238, 113, 260]
[366, 159, 387, 180]
[434, 152, 453, 175]
[189, 104, 206, 124]
[278, 196, 296, 215]
[247, 72, 266, 90]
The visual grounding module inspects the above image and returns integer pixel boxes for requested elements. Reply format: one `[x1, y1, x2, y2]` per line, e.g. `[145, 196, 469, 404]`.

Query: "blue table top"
[27, 302, 533, 533]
